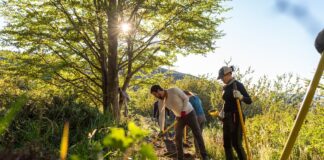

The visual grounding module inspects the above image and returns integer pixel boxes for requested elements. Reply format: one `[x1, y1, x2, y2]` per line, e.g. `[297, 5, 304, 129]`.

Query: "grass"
[202, 120, 225, 159]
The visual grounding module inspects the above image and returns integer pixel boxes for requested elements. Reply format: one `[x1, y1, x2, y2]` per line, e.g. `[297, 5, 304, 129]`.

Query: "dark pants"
[223, 112, 247, 160]
[194, 115, 206, 154]
[175, 111, 207, 160]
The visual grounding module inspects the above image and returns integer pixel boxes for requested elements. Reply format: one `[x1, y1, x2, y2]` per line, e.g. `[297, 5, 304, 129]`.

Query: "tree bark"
[120, 36, 133, 117]
[106, 0, 120, 121]
[101, 58, 110, 113]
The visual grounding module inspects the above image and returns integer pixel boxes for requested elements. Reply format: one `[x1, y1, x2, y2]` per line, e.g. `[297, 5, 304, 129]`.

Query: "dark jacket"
[222, 80, 252, 113]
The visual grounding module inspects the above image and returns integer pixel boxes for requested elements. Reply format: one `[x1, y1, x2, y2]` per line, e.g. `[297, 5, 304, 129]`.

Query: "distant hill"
[153, 68, 197, 80]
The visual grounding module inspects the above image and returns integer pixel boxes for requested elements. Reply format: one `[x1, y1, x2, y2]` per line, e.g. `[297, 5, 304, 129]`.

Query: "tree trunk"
[106, 0, 120, 121]
[120, 36, 133, 117]
[122, 37, 133, 91]
[101, 60, 110, 113]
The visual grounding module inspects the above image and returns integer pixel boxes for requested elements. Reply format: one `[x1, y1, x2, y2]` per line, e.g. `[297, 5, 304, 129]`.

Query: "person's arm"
[158, 100, 166, 131]
[237, 82, 252, 104]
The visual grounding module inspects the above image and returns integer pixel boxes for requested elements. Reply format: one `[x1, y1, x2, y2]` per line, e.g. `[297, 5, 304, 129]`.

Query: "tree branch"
[51, 0, 101, 60]
[45, 44, 102, 88]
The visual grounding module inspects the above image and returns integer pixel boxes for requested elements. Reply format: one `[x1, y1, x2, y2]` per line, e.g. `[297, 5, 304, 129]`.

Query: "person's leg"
[170, 113, 176, 139]
[175, 117, 186, 160]
[185, 111, 208, 159]
[165, 115, 171, 140]
[223, 113, 234, 160]
[194, 116, 205, 155]
[232, 114, 247, 160]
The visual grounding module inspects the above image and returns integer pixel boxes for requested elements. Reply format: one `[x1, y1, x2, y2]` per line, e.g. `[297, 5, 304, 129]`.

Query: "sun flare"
[120, 23, 131, 33]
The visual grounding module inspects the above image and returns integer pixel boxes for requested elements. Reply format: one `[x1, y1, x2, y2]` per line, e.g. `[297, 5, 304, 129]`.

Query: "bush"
[0, 95, 114, 159]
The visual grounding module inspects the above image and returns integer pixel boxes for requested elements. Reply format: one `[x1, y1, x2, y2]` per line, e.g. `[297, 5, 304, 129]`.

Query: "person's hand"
[218, 110, 224, 121]
[233, 90, 243, 100]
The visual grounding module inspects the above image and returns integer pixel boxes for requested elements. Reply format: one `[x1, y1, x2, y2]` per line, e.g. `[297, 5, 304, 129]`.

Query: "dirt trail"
[136, 115, 199, 160]
[151, 138, 198, 160]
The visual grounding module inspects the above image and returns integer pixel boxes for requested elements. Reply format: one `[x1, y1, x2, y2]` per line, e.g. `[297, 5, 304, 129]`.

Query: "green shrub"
[0, 95, 114, 159]
[102, 122, 157, 160]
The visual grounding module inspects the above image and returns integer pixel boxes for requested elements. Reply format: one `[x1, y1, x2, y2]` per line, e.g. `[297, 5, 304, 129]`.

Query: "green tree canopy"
[0, 0, 228, 118]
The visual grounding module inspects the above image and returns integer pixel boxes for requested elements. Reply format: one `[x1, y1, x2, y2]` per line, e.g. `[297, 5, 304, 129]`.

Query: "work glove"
[218, 110, 225, 121]
[233, 90, 243, 100]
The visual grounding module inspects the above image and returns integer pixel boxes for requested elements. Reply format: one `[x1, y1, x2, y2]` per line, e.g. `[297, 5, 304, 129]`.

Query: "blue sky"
[173, 0, 324, 81]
